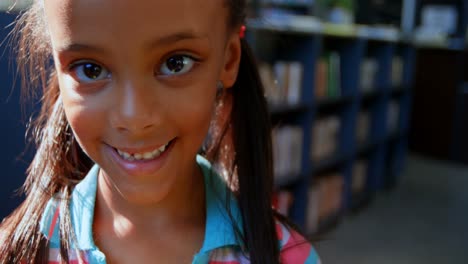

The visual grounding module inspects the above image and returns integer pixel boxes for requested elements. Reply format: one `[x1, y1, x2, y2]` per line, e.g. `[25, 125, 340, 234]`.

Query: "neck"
[94, 160, 206, 238]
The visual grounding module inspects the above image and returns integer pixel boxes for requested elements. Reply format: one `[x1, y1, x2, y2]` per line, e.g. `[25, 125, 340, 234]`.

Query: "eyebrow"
[56, 43, 107, 54]
[56, 31, 207, 54]
[145, 31, 207, 51]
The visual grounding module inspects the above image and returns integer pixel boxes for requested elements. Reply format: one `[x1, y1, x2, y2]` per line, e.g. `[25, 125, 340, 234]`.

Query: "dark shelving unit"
[247, 18, 416, 230]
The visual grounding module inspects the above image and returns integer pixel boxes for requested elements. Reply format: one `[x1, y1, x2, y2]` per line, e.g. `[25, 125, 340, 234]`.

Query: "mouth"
[114, 138, 175, 162]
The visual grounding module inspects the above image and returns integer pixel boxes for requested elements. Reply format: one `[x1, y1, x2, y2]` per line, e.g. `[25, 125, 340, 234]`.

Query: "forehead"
[43, 0, 227, 48]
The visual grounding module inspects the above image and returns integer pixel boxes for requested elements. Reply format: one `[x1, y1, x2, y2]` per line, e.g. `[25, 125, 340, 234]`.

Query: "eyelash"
[67, 53, 202, 84]
[68, 60, 111, 84]
[156, 54, 201, 77]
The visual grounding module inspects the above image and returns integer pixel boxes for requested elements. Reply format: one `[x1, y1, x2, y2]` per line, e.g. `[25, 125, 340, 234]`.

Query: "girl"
[0, 0, 320, 263]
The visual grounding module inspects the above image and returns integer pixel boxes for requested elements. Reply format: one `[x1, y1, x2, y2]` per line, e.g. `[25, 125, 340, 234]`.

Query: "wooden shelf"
[269, 102, 310, 116]
[274, 172, 303, 189]
[361, 89, 382, 103]
[248, 19, 402, 42]
[390, 86, 408, 97]
[313, 153, 349, 174]
[357, 140, 378, 156]
[261, 1, 311, 9]
[316, 95, 354, 112]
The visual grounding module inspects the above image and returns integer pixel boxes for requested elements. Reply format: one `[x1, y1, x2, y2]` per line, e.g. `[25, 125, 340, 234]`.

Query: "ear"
[219, 33, 241, 89]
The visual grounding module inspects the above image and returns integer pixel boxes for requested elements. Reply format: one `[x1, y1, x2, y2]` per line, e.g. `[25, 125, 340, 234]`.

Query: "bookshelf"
[247, 19, 416, 232]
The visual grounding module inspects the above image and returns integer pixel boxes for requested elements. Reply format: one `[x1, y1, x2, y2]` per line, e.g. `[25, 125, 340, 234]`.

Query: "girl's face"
[44, 0, 240, 204]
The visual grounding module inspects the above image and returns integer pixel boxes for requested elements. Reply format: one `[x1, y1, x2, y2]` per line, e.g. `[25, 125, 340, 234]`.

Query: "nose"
[111, 78, 161, 133]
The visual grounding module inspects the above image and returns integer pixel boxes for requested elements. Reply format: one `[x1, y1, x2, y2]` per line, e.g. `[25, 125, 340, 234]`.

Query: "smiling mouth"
[114, 139, 175, 162]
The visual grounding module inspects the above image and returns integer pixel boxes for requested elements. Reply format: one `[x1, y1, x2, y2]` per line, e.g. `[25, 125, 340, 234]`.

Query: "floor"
[315, 154, 468, 264]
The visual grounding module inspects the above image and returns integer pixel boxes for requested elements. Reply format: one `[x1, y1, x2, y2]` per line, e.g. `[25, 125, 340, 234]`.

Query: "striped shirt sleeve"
[276, 222, 321, 264]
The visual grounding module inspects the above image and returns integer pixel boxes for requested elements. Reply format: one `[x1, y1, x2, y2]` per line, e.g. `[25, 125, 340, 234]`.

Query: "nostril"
[111, 89, 161, 132]
[115, 123, 153, 133]
[142, 123, 154, 130]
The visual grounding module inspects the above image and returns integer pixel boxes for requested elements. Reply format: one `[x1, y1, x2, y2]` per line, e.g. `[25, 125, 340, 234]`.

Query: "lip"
[113, 140, 172, 155]
[106, 138, 176, 177]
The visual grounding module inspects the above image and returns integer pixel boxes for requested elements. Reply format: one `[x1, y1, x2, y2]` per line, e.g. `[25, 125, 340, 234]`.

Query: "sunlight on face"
[43, 0, 233, 205]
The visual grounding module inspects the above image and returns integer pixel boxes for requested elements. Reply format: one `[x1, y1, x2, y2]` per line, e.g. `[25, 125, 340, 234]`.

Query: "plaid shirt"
[40, 155, 320, 263]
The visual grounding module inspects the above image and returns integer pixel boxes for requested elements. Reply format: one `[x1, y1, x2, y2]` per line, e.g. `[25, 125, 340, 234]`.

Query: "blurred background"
[1, 0, 467, 263]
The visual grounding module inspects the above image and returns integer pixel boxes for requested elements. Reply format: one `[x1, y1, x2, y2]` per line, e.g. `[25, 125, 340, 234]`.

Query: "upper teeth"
[117, 142, 169, 161]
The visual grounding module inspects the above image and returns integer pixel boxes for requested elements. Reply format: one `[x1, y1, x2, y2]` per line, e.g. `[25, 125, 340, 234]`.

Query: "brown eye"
[83, 63, 103, 79]
[159, 55, 195, 76]
[70, 61, 111, 83]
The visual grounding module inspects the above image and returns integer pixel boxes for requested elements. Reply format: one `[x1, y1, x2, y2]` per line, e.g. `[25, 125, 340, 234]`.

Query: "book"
[287, 61, 303, 104]
[318, 174, 344, 221]
[259, 63, 282, 104]
[260, 61, 304, 105]
[356, 111, 370, 144]
[315, 53, 342, 100]
[327, 52, 341, 98]
[274, 61, 290, 102]
[306, 183, 320, 233]
[315, 58, 328, 99]
[311, 116, 341, 161]
[273, 125, 304, 181]
[306, 173, 344, 234]
[360, 57, 378, 92]
[387, 101, 400, 135]
[352, 160, 368, 194]
[391, 56, 404, 87]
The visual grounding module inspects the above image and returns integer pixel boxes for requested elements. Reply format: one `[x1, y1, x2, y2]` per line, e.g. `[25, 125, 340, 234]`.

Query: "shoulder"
[276, 221, 321, 264]
[36, 194, 63, 250]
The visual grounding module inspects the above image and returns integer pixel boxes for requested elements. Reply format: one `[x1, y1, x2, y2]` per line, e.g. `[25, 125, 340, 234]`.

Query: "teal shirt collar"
[40, 154, 244, 253]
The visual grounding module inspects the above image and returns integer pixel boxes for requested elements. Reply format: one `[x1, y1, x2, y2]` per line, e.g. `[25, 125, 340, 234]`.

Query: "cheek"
[167, 82, 217, 141]
[60, 85, 107, 155]
[64, 103, 106, 155]
[65, 106, 104, 138]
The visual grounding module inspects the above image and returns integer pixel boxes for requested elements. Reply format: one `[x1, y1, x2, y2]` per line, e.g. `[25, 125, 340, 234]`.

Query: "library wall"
[410, 48, 468, 162]
[0, 13, 29, 217]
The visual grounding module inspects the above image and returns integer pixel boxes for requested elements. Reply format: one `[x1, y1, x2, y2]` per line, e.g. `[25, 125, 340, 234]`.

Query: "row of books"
[352, 160, 368, 194]
[360, 56, 404, 92]
[387, 101, 400, 135]
[311, 116, 340, 161]
[259, 62, 304, 106]
[272, 104, 399, 180]
[357, 102, 401, 144]
[273, 159, 369, 233]
[392, 57, 404, 87]
[277, 113, 382, 172]
[259, 56, 404, 106]
[356, 111, 370, 144]
[259, 56, 340, 104]
[268, 89, 371, 181]
[315, 52, 342, 99]
[306, 173, 344, 234]
[273, 126, 303, 180]
[360, 58, 378, 92]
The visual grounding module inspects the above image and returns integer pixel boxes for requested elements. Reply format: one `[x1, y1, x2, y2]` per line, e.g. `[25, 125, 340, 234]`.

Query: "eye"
[159, 55, 196, 76]
[69, 61, 111, 83]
